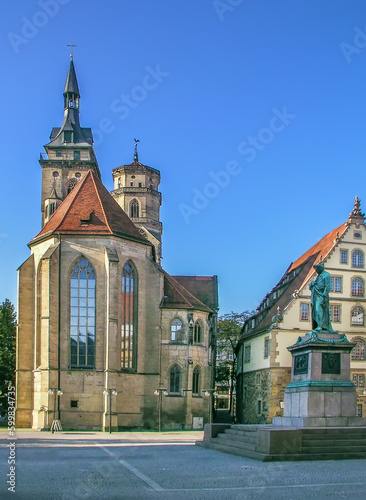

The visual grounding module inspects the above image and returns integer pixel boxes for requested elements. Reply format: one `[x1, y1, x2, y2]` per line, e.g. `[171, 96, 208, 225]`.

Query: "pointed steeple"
[40, 57, 101, 227]
[64, 56, 80, 97]
[45, 56, 95, 148]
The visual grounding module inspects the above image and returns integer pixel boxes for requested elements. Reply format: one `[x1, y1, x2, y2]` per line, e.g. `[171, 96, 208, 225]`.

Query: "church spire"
[40, 56, 101, 226]
[63, 56, 80, 112]
[64, 56, 80, 98]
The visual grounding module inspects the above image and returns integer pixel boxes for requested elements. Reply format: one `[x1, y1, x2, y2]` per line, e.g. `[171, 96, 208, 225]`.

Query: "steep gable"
[30, 170, 149, 246]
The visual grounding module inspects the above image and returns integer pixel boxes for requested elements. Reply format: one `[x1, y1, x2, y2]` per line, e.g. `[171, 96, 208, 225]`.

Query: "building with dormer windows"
[236, 199, 366, 424]
[16, 57, 218, 431]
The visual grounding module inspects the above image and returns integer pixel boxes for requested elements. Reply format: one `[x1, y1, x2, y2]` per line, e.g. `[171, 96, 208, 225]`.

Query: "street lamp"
[153, 388, 168, 432]
[48, 388, 63, 433]
[103, 389, 117, 434]
[204, 389, 218, 424]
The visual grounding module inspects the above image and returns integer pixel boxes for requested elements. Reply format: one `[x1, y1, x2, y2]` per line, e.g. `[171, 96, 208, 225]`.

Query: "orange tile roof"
[289, 222, 348, 272]
[30, 170, 148, 246]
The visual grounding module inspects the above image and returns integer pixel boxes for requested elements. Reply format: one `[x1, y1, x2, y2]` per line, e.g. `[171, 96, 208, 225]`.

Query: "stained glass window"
[121, 262, 137, 370]
[70, 257, 95, 368]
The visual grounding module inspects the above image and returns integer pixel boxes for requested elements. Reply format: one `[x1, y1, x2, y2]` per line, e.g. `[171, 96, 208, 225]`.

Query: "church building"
[15, 57, 218, 431]
[236, 199, 366, 424]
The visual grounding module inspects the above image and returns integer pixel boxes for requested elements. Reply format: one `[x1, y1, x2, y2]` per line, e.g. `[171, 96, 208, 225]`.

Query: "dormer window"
[64, 131, 73, 143]
[56, 151, 62, 158]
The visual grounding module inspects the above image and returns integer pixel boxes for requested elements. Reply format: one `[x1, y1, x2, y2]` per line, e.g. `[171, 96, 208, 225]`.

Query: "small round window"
[52, 171, 59, 177]
[75, 172, 81, 178]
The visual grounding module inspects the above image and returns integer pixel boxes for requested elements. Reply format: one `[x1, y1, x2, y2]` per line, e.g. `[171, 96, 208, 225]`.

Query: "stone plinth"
[273, 331, 366, 428]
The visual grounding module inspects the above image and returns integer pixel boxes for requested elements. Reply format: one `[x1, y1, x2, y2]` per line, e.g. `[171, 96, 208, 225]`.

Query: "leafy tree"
[0, 299, 16, 416]
[216, 311, 253, 412]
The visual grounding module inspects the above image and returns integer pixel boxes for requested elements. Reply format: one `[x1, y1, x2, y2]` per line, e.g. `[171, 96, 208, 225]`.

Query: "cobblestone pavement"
[1, 430, 365, 499]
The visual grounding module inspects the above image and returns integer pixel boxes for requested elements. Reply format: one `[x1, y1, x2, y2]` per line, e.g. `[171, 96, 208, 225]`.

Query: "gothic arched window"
[70, 257, 96, 368]
[192, 366, 200, 395]
[171, 319, 183, 341]
[352, 250, 364, 268]
[121, 262, 138, 370]
[194, 321, 202, 343]
[352, 277, 364, 296]
[351, 339, 366, 360]
[170, 364, 181, 393]
[130, 199, 139, 218]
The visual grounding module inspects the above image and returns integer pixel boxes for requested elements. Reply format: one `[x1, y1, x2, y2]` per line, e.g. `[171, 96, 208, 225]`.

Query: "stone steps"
[215, 434, 257, 451]
[197, 424, 366, 461]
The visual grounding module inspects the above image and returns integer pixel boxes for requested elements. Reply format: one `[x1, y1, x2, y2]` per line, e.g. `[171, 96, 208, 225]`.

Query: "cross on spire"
[134, 138, 140, 162]
[67, 43, 77, 60]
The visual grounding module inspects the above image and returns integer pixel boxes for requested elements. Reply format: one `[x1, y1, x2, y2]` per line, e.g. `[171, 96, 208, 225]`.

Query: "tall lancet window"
[130, 200, 139, 218]
[70, 257, 96, 368]
[121, 262, 138, 370]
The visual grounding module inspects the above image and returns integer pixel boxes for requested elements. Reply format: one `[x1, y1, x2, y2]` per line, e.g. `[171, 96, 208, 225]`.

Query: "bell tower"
[39, 55, 101, 226]
[111, 140, 163, 262]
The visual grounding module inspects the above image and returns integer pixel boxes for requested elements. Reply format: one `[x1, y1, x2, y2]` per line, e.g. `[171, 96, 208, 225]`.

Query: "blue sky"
[1, 0, 366, 315]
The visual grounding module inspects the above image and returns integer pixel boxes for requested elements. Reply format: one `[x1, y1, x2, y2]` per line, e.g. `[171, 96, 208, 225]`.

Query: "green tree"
[0, 299, 16, 416]
[216, 311, 253, 412]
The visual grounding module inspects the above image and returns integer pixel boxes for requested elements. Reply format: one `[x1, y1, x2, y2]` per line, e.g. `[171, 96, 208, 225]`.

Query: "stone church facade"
[16, 57, 218, 431]
[236, 200, 366, 424]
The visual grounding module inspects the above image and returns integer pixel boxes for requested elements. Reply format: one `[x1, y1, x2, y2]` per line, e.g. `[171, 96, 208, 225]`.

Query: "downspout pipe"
[57, 233, 62, 420]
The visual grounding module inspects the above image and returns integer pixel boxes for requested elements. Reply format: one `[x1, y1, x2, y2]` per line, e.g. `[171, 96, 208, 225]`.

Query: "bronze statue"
[309, 263, 335, 332]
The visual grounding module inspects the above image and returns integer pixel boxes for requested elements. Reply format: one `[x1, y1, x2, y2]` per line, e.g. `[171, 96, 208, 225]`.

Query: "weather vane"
[67, 43, 77, 59]
[134, 138, 140, 162]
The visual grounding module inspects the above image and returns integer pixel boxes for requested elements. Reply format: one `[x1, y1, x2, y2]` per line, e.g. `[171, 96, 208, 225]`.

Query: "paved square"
[1, 431, 366, 499]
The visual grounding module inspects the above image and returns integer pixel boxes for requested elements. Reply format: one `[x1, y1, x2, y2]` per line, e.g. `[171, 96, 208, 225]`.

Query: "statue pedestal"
[273, 331, 366, 427]
[201, 329, 366, 460]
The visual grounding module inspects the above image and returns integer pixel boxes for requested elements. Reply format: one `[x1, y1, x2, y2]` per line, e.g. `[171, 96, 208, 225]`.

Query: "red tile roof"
[241, 220, 351, 339]
[162, 272, 213, 313]
[173, 276, 218, 311]
[288, 222, 349, 289]
[30, 170, 149, 246]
